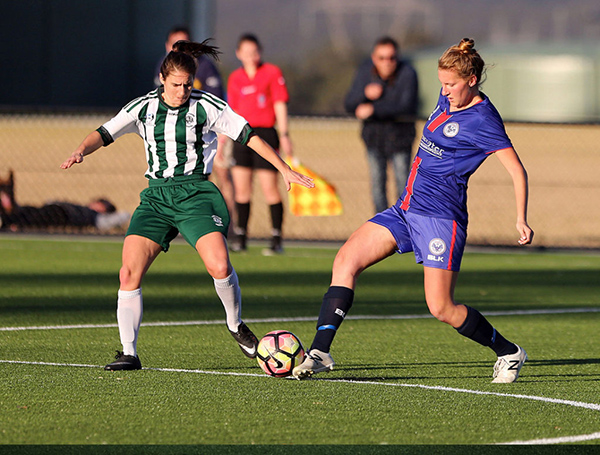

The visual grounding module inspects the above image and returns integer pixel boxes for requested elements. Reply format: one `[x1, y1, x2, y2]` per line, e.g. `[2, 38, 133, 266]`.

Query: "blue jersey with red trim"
[396, 91, 512, 226]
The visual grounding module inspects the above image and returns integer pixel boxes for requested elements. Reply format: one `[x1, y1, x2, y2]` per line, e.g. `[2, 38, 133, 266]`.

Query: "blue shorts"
[369, 206, 466, 271]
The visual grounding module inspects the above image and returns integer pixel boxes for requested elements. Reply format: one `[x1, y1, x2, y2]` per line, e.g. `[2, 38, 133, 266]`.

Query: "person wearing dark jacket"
[344, 36, 419, 213]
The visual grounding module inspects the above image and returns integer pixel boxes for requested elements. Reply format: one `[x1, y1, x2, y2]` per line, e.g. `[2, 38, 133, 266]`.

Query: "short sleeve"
[100, 108, 139, 144]
[269, 65, 289, 103]
[211, 103, 252, 143]
[472, 112, 513, 154]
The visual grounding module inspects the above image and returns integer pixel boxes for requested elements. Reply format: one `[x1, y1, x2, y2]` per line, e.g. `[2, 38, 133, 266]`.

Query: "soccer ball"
[256, 330, 305, 377]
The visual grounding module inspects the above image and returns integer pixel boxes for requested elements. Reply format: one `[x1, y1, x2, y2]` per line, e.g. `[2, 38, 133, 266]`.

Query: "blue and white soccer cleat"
[292, 348, 335, 380]
[492, 345, 527, 383]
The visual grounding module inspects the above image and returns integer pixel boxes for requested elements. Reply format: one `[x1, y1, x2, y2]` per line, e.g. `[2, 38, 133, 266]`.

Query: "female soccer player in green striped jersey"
[61, 40, 314, 371]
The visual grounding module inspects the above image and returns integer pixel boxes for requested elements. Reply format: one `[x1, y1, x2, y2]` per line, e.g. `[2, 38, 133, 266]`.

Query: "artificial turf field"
[1, 235, 599, 453]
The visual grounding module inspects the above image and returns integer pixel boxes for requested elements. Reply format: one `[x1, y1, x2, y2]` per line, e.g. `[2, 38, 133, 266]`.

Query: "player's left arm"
[495, 147, 534, 246]
[213, 102, 311, 190]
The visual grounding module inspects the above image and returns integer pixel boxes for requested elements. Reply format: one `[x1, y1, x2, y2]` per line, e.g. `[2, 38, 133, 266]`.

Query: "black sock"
[269, 202, 283, 235]
[235, 202, 250, 233]
[456, 306, 517, 356]
[310, 286, 354, 353]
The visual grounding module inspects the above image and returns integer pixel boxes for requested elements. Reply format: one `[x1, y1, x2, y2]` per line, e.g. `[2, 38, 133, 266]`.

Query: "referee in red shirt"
[227, 33, 293, 255]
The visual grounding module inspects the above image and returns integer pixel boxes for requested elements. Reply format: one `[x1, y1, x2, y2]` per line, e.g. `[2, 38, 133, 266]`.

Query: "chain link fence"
[1, 113, 598, 248]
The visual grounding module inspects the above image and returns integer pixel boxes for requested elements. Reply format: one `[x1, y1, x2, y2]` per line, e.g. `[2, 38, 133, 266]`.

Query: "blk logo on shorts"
[428, 238, 446, 262]
[429, 238, 446, 255]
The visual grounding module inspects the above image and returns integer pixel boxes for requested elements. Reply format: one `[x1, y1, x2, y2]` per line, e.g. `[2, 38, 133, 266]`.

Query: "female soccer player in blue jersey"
[61, 40, 313, 371]
[293, 38, 533, 383]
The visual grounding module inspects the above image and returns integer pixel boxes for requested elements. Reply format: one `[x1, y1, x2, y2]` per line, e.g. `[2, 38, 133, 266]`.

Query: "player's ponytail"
[172, 38, 221, 61]
[160, 38, 221, 82]
[438, 37, 486, 88]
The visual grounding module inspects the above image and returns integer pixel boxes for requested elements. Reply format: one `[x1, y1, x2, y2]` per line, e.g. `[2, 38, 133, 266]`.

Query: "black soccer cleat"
[104, 351, 142, 371]
[229, 322, 258, 358]
[262, 235, 284, 256]
[229, 233, 247, 253]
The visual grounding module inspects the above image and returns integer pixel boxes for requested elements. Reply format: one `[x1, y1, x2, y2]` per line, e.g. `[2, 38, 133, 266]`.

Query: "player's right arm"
[60, 131, 104, 169]
[61, 105, 138, 169]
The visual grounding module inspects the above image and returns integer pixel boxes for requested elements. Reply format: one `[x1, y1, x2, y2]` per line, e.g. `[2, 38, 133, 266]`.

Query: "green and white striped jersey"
[97, 88, 254, 179]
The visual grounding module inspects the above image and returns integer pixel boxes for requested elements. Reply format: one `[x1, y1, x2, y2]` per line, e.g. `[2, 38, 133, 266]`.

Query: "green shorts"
[127, 174, 230, 251]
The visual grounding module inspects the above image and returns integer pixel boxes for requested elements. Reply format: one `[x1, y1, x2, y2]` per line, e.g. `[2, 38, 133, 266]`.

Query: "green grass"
[1, 236, 600, 448]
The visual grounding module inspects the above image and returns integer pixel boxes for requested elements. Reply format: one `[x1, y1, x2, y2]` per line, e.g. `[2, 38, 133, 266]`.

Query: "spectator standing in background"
[344, 36, 419, 213]
[227, 33, 293, 255]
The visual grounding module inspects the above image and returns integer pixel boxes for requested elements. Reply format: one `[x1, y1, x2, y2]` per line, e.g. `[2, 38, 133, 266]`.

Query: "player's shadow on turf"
[333, 361, 493, 381]
[343, 361, 491, 369]
[527, 358, 600, 366]
[520, 358, 600, 381]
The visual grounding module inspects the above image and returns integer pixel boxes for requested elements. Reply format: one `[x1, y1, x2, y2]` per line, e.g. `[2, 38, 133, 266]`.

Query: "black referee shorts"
[232, 127, 280, 171]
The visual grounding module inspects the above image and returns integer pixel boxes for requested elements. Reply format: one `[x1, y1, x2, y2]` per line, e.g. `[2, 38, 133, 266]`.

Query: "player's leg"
[422, 267, 465, 326]
[195, 231, 258, 358]
[105, 235, 162, 371]
[423, 266, 526, 383]
[293, 221, 398, 379]
[313, 221, 398, 349]
[256, 168, 284, 255]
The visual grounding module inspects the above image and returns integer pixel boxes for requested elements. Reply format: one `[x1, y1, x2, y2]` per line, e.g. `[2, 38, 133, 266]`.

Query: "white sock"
[117, 288, 143, 356]
[214, 269, 242, 332]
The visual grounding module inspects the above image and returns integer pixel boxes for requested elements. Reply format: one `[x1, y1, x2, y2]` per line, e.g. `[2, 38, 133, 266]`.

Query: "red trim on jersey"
[399, 156, 422, 210]
[486, 146, 512, 155]
[427, 109, 452, 133]
[447, 220, 458, 270]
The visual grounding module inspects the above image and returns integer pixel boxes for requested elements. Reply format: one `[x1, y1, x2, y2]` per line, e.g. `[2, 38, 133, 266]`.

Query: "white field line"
[1, 307, 599, 332]
[500, 432, 600, 445]
[1, 357, 600, 445]
[0, 359, 266, 378]
[2, 358, 599, 412]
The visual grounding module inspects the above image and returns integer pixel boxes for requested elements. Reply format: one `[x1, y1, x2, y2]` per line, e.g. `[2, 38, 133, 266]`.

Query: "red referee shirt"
[227, 62, 289, 128]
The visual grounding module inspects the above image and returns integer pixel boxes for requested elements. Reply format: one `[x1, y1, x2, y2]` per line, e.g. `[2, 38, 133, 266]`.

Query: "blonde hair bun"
[458, 38, 476, 54]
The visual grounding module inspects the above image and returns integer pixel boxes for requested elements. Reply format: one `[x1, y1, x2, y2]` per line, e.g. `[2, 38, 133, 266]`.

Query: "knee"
[206, 261, 231, 280]
[119, 265, 141, 290]
[426, 298, 456, 325]
[332, 251, 357, 277]
[331, 251, 363, 286]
